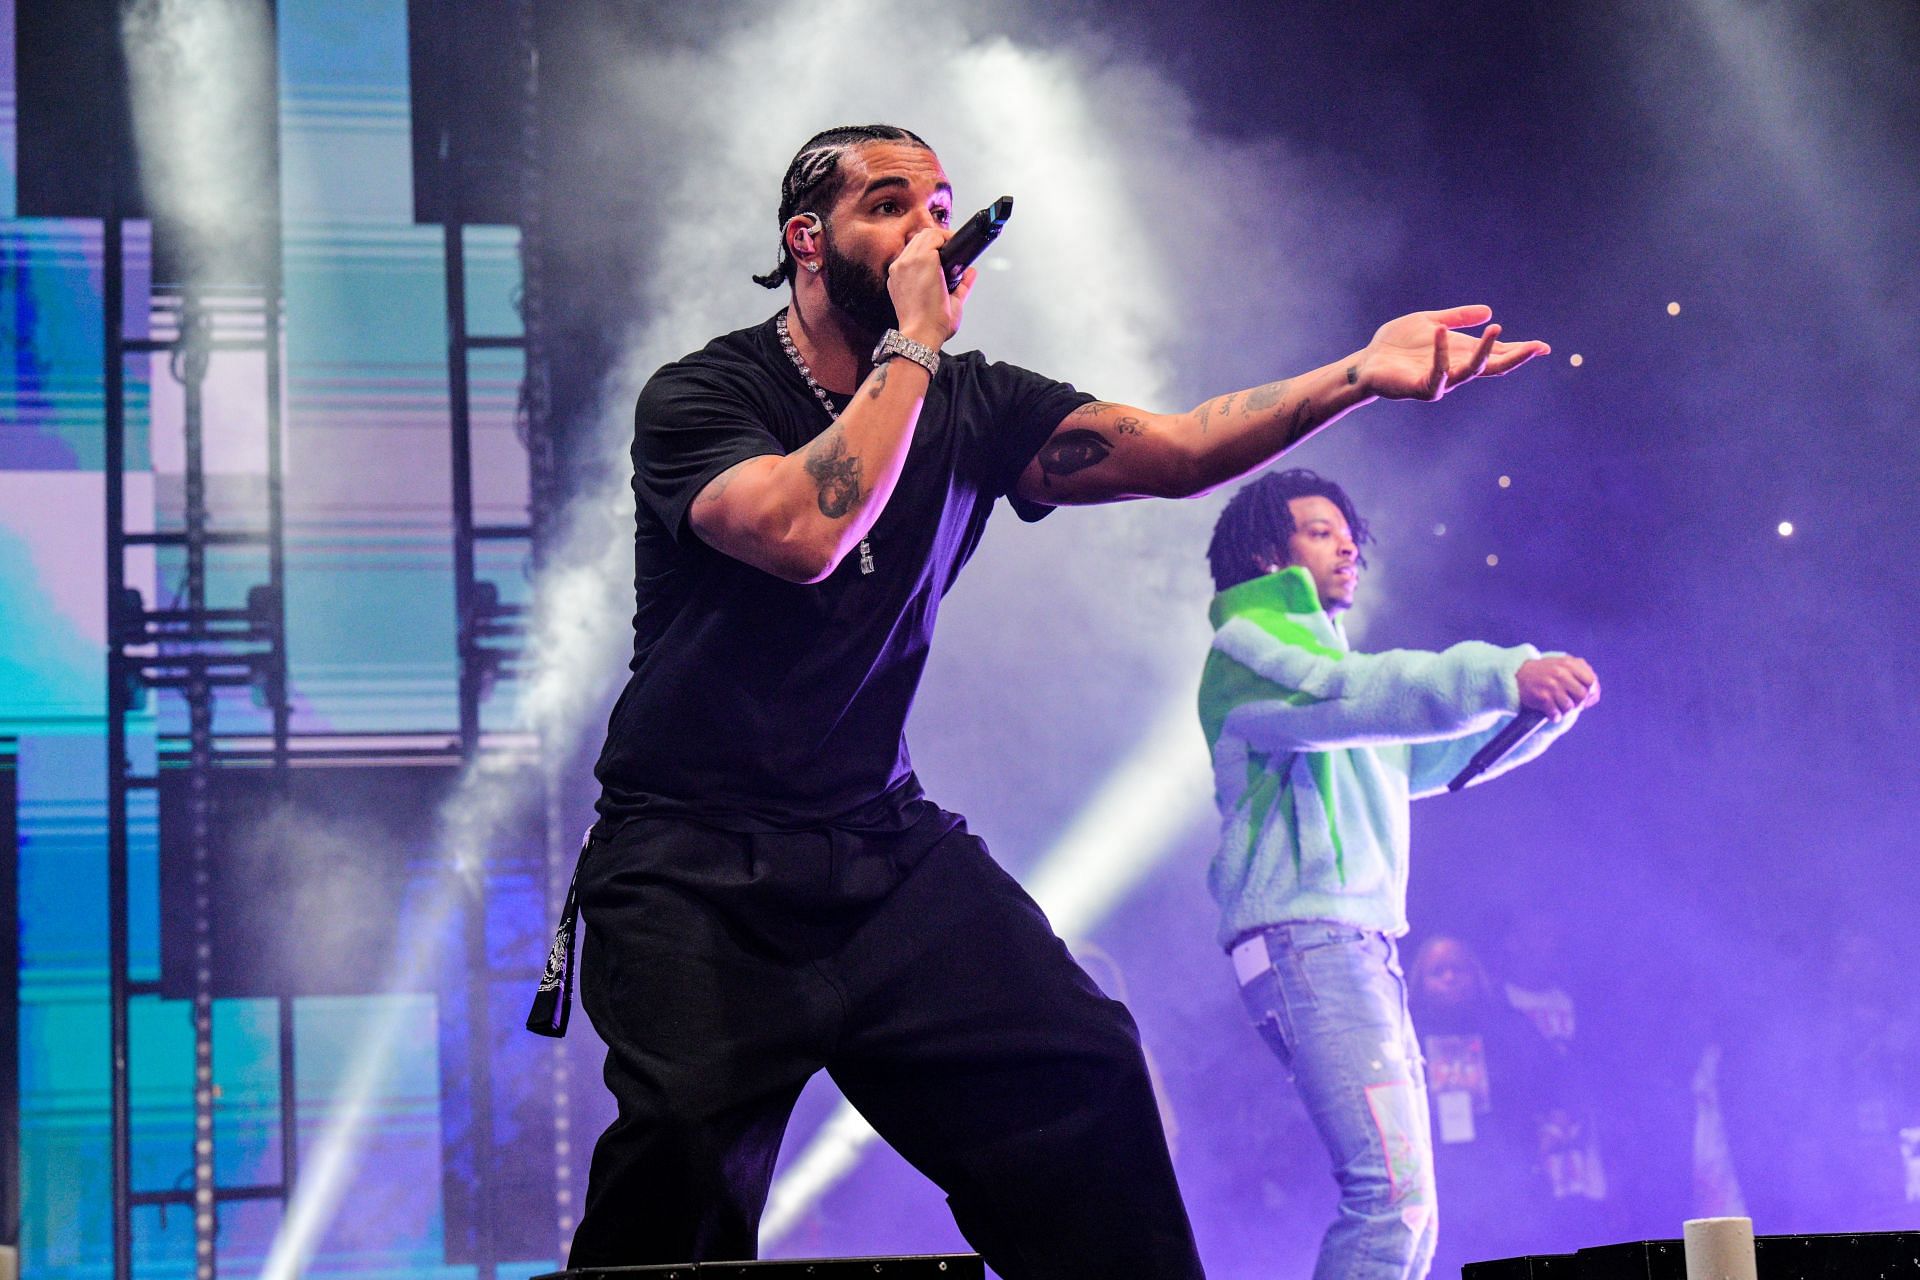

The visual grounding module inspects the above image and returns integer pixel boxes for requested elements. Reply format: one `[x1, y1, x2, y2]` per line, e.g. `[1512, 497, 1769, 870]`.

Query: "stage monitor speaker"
[1463, 1229, 1920, 1279]
[534, 1256, 984, 1280]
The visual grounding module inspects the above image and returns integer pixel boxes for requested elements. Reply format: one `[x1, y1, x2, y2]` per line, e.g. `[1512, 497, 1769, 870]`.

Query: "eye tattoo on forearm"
[1035, 428, 1113, 487]
[805, 432, 864, 517]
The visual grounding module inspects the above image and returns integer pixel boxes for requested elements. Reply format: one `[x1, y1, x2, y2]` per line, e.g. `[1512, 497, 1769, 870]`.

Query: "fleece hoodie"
[1198, 565, 1578, 947]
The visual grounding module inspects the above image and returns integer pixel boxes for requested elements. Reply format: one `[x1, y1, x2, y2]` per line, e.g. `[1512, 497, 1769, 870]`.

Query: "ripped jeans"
[1235, 923, 1438, 1280]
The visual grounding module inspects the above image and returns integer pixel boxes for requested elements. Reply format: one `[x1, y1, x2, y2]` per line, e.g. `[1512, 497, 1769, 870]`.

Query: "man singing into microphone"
[565, 122, 1549, 1277]
[1198, 469, 1599, 1280]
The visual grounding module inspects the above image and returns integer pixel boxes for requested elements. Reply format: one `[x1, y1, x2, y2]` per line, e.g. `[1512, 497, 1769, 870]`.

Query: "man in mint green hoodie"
[1198, 469, 1598, 1280]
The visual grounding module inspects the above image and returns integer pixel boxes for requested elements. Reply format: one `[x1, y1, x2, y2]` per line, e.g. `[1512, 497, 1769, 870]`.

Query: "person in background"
[1197, 468, 1598, 1280]
[1501, 911, 1578, 1049]
[1411, 933, 1569, 1276]
[1497, 910, 1614, 1241]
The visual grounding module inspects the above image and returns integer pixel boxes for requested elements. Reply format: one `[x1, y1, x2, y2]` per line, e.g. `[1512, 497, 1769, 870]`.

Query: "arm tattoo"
[1034, 428, 1113, 488]
[1284, 398, 1314, 445]
[865, 362, 890, 400]
[1066, 400, 1117, 420]
[1346, 364, 1359, 386]
[804, 431, 864, 518]
[1243, 379, 1288, 413]
[697, 467, 735, 506]
[1195, 402, 1212, 436]
[1218, 391, 1238, 419]
[1114, 415, 1144, 435]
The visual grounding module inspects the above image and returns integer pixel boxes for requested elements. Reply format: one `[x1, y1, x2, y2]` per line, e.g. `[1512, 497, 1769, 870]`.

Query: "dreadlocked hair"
[1206, 468, 1373, 593]
[751, 124, 932, 289]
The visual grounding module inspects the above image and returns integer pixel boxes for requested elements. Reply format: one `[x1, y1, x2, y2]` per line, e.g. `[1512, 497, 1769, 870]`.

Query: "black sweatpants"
[567, 804, 1205, 1279]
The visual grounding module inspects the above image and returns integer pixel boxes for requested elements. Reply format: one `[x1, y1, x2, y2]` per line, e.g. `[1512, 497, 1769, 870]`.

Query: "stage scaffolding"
[24, 1, 567, 1277]
[418, 0, 569, 1271]
[103, 170, 298, 1280]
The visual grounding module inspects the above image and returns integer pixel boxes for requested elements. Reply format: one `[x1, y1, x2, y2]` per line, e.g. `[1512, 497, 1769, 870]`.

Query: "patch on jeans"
[1364, 1081, 1428, 1202]
[1231, 932, 1271, 986]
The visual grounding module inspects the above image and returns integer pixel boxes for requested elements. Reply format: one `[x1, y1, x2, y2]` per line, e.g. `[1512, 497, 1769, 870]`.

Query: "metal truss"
[106, 256, 294, 1280]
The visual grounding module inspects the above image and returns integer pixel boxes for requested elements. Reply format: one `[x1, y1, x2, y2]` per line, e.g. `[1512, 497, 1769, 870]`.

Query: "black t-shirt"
[592, 313, 1092, 831]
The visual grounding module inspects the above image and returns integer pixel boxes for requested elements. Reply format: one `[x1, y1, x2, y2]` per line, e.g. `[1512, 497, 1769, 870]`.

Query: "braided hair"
[1206, 468, 1372, 592]
[752, 124, 932, 289]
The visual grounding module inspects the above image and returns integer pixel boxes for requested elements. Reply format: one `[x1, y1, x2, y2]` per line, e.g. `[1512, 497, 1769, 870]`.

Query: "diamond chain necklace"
[776, 308, 874, 574]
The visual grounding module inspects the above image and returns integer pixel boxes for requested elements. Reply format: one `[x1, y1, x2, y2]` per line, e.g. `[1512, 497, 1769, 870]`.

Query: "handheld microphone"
[939, 196, 1014, 290]
[1447, 709, 1548, 792]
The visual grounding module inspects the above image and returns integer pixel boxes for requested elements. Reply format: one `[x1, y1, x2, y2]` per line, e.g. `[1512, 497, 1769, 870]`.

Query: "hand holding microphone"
[888, 197, 1015, 348]
[1448, 654, 1599, 792]
[1516, 655, 1600, 720]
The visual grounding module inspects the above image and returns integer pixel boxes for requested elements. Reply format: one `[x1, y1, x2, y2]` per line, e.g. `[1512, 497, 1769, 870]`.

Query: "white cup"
[1683, 1216, 1757, 1280]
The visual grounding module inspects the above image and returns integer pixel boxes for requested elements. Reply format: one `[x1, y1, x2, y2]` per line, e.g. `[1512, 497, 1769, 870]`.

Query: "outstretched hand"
[1357, 305, 1550, 401]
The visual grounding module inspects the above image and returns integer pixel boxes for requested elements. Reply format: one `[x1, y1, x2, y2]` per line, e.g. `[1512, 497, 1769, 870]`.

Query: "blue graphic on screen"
[1, 0, 546, 1273]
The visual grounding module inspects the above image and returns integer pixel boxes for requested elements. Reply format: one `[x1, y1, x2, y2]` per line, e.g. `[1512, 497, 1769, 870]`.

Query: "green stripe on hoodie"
[1197, 566, 1579, 946]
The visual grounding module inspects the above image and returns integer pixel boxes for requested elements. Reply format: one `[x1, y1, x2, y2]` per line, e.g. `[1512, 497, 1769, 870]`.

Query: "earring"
[805, 261, 820, 274]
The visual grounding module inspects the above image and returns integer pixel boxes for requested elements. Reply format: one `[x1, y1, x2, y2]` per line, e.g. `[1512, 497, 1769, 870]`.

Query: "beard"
[821, 235, 898, 334]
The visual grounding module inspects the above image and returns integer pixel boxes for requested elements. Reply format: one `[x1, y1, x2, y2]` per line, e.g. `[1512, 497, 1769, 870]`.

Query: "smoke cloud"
[121, 0, 278, 286]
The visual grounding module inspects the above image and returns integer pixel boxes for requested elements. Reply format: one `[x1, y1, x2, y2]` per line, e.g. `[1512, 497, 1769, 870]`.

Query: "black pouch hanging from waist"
[525, 826, 594, 1038]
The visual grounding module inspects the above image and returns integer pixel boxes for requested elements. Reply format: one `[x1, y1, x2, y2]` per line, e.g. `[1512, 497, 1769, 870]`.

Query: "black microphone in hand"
[1447, 709, 1548, 792]
[939, 196, 1014, 290]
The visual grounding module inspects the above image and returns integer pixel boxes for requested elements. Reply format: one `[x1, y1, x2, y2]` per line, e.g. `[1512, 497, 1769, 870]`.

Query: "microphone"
[1447, 709, 1548, 792]
[940, 196, 1014, 289]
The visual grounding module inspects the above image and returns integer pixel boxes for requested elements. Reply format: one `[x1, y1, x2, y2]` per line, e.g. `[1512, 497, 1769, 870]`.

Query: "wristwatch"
[871, 329, 941, 380]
